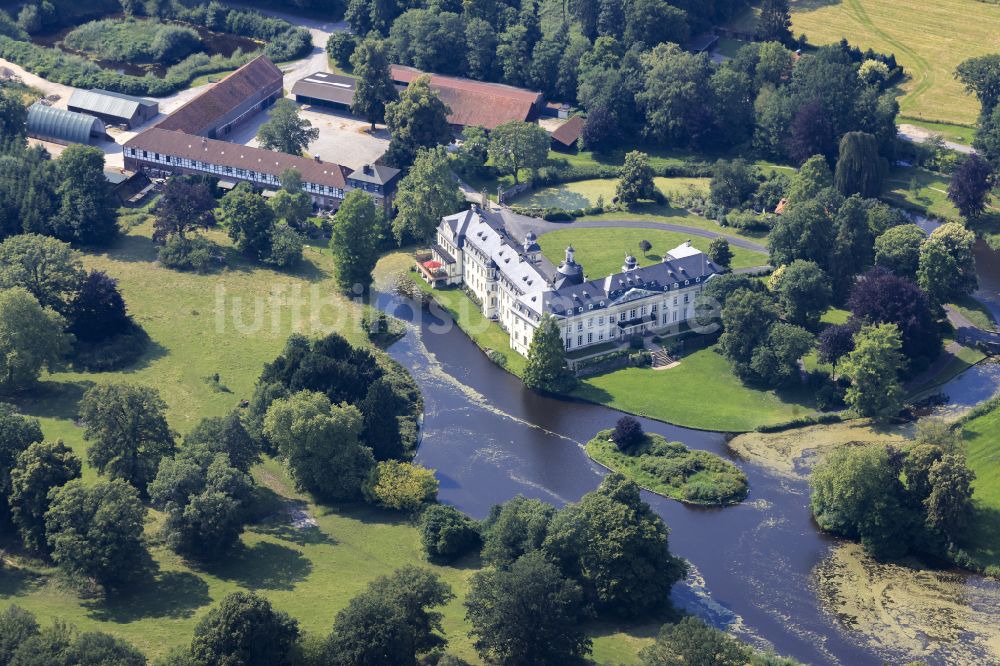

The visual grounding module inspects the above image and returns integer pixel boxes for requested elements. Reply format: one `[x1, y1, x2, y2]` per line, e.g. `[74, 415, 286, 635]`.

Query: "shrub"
[486, 349, 508, 368]
[267, 222, 304, 268]
[420, 504, 481, 563]
[612, 416, 644, 451]
[326, 32, 356, 69]
[63, 19, 202, 65]
[158, 235, 221, 272]
[363, 460, 439, 512]
[542, 209, 575, 221]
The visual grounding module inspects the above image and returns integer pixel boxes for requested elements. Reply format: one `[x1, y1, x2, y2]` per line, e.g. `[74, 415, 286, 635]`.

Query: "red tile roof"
[156, 56, 283, 135]
[390, 65, 542, 130]
[124, 128, 349, 189]
[550, 115, 584, 147]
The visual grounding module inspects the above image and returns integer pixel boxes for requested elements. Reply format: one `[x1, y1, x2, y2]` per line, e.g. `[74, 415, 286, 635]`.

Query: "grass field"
[896, 117, 978, 146]
[882, 165, 961, 219]
[789, 0, 1000, 125]
[514, 177, 710, 211]
[537, 227, 768, 279]
[959, 405, 1000, 571]
[950, 295, 998, 333]
[0, 224, 655, 663]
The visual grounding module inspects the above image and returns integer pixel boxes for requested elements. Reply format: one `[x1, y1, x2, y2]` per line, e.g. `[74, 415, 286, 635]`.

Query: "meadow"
[788, 0, 1000, 125]
[513, 177, 710, 211]
[0, 223, 654, 663]
[959, 402, 1000, 571]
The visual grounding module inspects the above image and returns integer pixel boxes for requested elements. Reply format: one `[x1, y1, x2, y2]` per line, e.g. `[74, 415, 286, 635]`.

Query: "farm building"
[103, 169, 153, 205]
[390, 65, 543, 129]
[550, 115, 584, 152]
[27, 103, 106, 144]
[291, 72, 361, 111]
[68, 89, 159, 129]
[346, 163, 402, 213]
[155, 56, 283, 139]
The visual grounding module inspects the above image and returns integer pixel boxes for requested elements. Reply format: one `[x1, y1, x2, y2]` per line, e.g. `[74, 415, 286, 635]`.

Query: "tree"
[325, 566, 454, 665]
[350, 37, 397, 129]
[718, 288, 779, 381]
[757, 0, 791, 44]
[269, 170, 313, 230]
[849, 268, 941, 362]
[580, 104, 621, 151]
[622, 0, 689, 47]
[874, 224, 925, 280]
[67, 632, 145, 666]
[363, 460, 438, 511]
[975, 104, 1000, 170]
[392, 146, 465, 244]
[184, 411, 260, 474]
[917, 222, 978, 305]
[488, 120, 550, 185]
[708, 237, 733, 270]
[330, 189, 383, 292]
[867, 201, 909, 238]
[786, 155, 833, 204]
[456, 126, 489, 173]
[420, 504, 481, 563]
[481, 495, 555, 566]
[749, 322, 815, 387]
[543, 473, 687, 616]
[948, 154, 994, 220]
[384, 76, 452, 168]
[221, 184, 276, 261]
[612, 415, 644, 451]
[616, 151, 656, 205]
[0, 288, 71, 393]
[52, 145, 118, 245]
[79, 383, 175, 493]
[767, 199, 835, 271]
[924, 453, 975, 544]
[148, 446, 252, 561]
[256, 99, 319, 156]
[709, 159, 757, 210]
[326, 31, 356, 69]
[66, 271, 133, 344]
[263, 391, 374, 502]
[465, 19, 497, 80]
[153, 177, 217, 242]
[810, 443, 912, 559]
[190, 592, 299, 666]
[774, 259, 831, 329]
[9, 440, 81, 555]
[640, 616, 752, 666]
[955, 54, 1000, 114]
[359, 379, 405, 461]
[0, 234, 84, 313]
[834, 131, 884, 198]
[0, 403, 44, 528]
[8, 619, 74, 666]
[637, 44, 715, 147]
[817, 321, 857, 378]
[0, 606, 39, 665]
[45, 479, 149, 594]
[840, 323, 905, 421]
[523, 314, 576, 393]
[0, 87, 27, 149]
[465, 551, 592, 665]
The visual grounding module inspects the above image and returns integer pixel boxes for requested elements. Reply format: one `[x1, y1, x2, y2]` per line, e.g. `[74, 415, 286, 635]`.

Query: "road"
[897, 123, 974, 154]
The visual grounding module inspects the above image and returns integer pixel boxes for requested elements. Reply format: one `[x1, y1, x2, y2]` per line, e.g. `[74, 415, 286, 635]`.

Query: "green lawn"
[882, 165, 962, 219]
[950, 295, 998, 333]
[586, 431, 748, 505]
[896, 117, 978, 145]
[789, 0, 1000, 125]
[537, 227, 767, 279]
[0, 226, 653, 663]
[574, 346, 818, 432]
[959, 404, 1000, 571]
[513, 177, 710, 211]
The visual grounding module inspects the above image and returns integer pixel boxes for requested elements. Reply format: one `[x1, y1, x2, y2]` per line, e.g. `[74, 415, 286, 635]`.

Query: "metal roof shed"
[68, 89, 158, 128]
[27, 103, 106, 145]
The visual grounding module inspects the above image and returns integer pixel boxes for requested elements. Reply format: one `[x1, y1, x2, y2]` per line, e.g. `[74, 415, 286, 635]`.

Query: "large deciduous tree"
[183, 411, 260, 474]
[9, 440, 81, 556]
[947, 154, 994, 220]
[840, 323, 905, 421]
[874, 224, 925, 280]
[774, 259, 831, 329]
[45, 478, 150, 594]
[523, 314, 576, 394]
[488, 120, 551, 185]
[190, 592, 299, 666]
[637, 43, 716, 148]
[66, 270, 134, 344]
[616, 150, 656, 205]
[0, 288, 71, 393]
[330, 189, 384, 292]
[0, 403, 44, 528]
[384, 75, 453, 169]
[0, 233, 84, 313]
[757, 0, 792, 44]
[256, 99, 319, 156]
[221, 184, 276, 262]
[847, 268, 941, 362]
[392, 146, 465, 244]
[350, 36, 397, 129]
[79, 383, 176, 493]
[52, 145, 118, 245]
[834, 131, 884, 198]
[917, 222, 978, 306]
[640, 616, 753, 666]
[955, 54, 1000, 115]
[153, 176, 217, 242]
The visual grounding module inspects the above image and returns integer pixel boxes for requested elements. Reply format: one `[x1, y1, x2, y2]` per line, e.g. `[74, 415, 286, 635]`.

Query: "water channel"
[371, 236, 1000, 666]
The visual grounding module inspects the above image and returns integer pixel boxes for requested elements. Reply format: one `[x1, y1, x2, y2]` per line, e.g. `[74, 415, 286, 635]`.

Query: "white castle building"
[423, 206, 721, 358]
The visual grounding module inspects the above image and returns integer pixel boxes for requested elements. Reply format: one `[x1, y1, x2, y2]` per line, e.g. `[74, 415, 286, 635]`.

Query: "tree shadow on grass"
[9, 380, 94, 422]
[964, 505, 1000, 570]
[203, 541, 311, 590]
[85, 571, 211, 622]
[789, 0, 841, 13]
[0, 563, 46, 597]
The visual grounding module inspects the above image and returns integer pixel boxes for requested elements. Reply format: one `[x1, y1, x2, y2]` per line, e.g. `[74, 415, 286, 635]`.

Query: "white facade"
[428, 208, 720, 358]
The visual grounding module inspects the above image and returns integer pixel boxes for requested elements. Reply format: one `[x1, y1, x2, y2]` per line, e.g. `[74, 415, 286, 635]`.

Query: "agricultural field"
[789, 0, 1000, 125]
[537, 227, 767, 279]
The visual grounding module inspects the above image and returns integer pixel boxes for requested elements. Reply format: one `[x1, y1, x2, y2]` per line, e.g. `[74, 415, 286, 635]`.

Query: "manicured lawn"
[789, 0, 1000, 125]
[0, 226, 652, 663]
[896, 117, 977, 145]
[514, 177, 710, 211]
[820, 307, 851, 325]
[882, 165, 964, 219]
[950, 295, 998, 333]
[537, 227, 767, 279]
[574, 346, 818, 432]
[586, 431, 748, 505]
[959, 404, 1000, 571]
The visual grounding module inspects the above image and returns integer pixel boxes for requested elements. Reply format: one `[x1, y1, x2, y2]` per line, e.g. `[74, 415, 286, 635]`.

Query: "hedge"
[754, 413, 842, 433]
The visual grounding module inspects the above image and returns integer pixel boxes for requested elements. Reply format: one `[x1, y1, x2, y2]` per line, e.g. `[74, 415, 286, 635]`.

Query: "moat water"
[370, 239, 1000, 665]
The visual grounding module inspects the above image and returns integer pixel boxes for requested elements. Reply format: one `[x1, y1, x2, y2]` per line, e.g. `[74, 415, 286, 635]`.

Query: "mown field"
[789, 0, 1000, 125]
[0, 223, 653, 663]
[514, 177, 710, 211]
[959, 403, 1000, 571]
[537, 226, 768, 279]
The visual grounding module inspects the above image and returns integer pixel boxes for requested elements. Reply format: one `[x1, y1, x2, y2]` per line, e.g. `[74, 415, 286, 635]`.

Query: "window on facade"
[672, 311, 678, 322]
[640, 306, 646, 315]
[587, 333, 593, 343]
[619, 312, 626, 321]
[576, 322, 583, 331]
[684, 294, 689, 303]
[577, 335, 582, 346]
[587, 318, 593, 328]
[662, 313, 668, 324]
[599, 332, 604, 341]
[673, 297, 678, 306]
[630, 309, 637, 319]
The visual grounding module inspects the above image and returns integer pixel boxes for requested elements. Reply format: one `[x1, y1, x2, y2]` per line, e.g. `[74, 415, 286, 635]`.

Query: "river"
[370, 236, 1000, 666]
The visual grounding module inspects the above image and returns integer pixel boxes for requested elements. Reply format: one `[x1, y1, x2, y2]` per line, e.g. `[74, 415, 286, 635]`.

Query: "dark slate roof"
[347, 163, 401, 186]
[291, 71, 357, 105]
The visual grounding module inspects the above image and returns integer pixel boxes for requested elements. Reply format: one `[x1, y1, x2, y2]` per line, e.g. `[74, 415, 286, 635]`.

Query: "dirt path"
[897, 123, 974, 154]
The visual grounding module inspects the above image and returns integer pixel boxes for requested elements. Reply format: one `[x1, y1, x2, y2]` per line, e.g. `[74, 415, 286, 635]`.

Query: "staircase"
[649, 345, 674, 369]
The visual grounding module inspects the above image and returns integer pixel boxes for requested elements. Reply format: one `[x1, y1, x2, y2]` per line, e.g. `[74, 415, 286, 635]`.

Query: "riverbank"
[586, 430, 748, 505]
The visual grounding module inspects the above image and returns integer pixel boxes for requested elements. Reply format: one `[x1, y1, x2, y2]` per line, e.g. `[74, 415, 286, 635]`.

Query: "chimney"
[363, 164, 373, 175]
[314, 155, 322, 163]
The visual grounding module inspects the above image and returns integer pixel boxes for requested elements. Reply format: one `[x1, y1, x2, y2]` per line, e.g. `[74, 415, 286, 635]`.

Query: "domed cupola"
[555, 245, 584, 287]
[622, 254, 638, 272]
